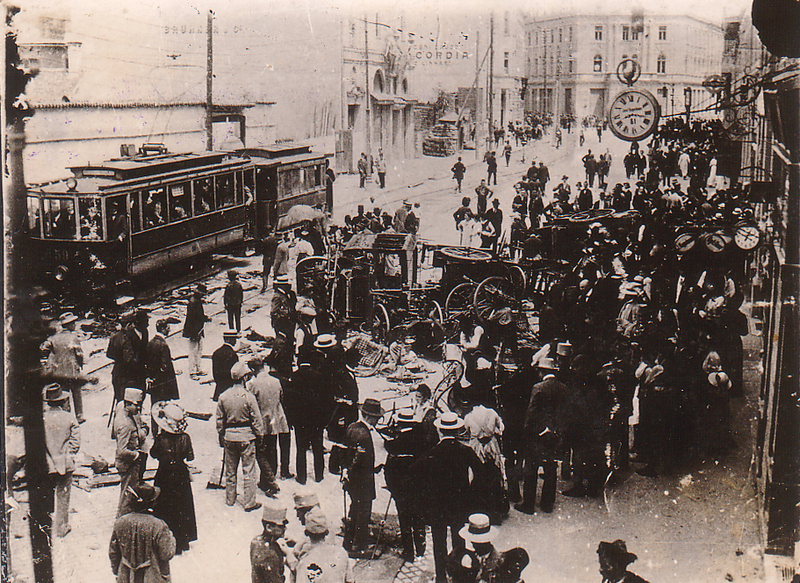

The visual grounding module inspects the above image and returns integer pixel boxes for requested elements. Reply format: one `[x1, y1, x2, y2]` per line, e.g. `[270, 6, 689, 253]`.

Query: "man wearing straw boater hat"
[342, 398, 383, 558]
[109, 483, 176, 583]
[113, 387, 149, 517]
[412, 412, 482, 583]
[42, 383, 81, 537]
[515, 357, 563, 515]
[384, 408, 427, 562]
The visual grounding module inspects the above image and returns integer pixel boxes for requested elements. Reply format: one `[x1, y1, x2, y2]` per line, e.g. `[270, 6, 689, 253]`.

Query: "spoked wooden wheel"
[371, 303, 391, 344]
[473, 276, 519, 324]
[445, 282, 477, 319]
[439, 247, 492, 262]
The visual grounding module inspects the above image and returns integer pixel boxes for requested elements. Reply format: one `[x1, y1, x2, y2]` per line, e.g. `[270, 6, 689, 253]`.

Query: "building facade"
[524, 13, 725, 124]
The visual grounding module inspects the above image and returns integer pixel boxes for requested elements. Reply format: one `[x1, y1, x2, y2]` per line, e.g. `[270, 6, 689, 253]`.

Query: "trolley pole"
[206, 10, 214, 150]
[364, 16, 371, 173]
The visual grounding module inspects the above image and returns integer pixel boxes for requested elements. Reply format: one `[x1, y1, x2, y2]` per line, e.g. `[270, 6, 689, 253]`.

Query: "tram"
[25, 142, 331, 295]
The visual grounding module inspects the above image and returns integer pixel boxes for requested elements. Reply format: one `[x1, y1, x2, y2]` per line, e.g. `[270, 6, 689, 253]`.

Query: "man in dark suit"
[183, 285, 208, 378]
[212, 331, 239, 401]
[283, 347, 328, 485]
[412, 412, 482, 583]
[515, 357, 568, 515]
[384, 409, 427, 562]
[342, 398, 383, 558]
[107, 310, 148, 404]
[260, 226, 279, 293]
[146, 319, 179, 409]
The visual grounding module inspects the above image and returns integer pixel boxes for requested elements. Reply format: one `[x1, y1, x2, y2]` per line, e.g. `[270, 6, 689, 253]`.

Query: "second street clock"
[608, 90, 661, 141]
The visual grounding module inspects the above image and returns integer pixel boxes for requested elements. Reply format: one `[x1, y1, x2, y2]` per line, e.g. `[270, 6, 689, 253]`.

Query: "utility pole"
[488, 13, 494, 147]
[206, 10, 214, 150]
[364, 15, 371, 172]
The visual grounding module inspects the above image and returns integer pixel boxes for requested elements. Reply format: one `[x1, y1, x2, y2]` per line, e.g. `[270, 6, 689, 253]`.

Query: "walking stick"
[370, 493, 394, 561]
[107, 395, 118, 429]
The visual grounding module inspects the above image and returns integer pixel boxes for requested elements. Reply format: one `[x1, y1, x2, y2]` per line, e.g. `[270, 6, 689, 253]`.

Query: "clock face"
[608, 90, 660, 141]
[705, 232, 727, 253]
[675, 232, 696, 253]
[734, 225, 760, 250]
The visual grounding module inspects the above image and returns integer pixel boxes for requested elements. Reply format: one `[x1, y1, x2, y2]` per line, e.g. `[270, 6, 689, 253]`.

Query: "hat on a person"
[223, 329, 239, 341]
[152, 401, 187, 434]
[403, 199, 412, 207]
[537, 357, 558, 370]
[708, 371, 732, 390]
[304, 507, 329, 535]
[230, 361, 250, 381]
[360, 398, 384, 419]
[298, 304, 317, 317]
[556, 342, 573, 357]
[59, 312, 78, 326]
[458, 513, 498, 544]
[156, 319, 170, 334]
[228, 270, 238, 280]
[313, 334, 337, 349]
[396, 409, 416, 425]
[293, 489, 320, 510]
[597, 540, 638, 567]
[261, 504, 288, 525]
[123, 387, 145, 404]
[434, 411, 465, 432]
[128, 483, 161, 508]
[43, 383, 69, 403]
[274, 274, 291, 287]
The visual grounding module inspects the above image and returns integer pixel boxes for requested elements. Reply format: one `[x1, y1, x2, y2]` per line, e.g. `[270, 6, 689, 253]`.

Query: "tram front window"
[79, 198, 103, 240]
[195, 177, 213, 215]
[143, 187, 167, 229]
[43, 198, 77, 239]
[27, 196, 41, 236]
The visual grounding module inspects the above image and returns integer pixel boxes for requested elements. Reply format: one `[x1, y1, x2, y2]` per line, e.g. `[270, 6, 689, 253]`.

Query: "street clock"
[674, 231, 697, 253]
[704, 232, 729, 253]
[734, 223, 760, 250]
[608, 90, 661, 142]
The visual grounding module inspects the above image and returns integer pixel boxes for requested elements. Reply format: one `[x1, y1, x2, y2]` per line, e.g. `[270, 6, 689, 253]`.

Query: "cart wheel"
[445, 282, 477, 319]
[439, 247, 493, 262]
[504, 264, 527, 297]
[473, 276, 519, 324]
[371, 303, 391, 344]
[295, 255, 328, 290]
[428, 300, 444, 324]
[433, 360, 465, 412]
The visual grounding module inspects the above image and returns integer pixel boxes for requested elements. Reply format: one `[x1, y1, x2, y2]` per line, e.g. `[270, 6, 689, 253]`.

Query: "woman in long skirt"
[151, 401, 198, 554]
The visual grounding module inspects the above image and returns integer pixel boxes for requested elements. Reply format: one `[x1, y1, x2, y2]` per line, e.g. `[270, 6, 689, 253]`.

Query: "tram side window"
[107, 196, 128, 242]
[43, 198, 77, 239]
[143, 187, 167, 229]
[130, 192, 142, 233]
[195, 177, 213, 215]
[27, 196, 41, 235]
[78, 198, 103, 240]
[315, 164, 322, 186]
[217, 173, 235, 208]
[169, 183, 190, 220]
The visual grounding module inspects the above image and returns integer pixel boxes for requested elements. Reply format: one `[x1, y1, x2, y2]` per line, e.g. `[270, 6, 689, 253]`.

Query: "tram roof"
[69, 151, 237, 181]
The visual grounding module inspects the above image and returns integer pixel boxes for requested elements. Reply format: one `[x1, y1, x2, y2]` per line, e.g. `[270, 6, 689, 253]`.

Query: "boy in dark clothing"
[224, 270, 244, 332]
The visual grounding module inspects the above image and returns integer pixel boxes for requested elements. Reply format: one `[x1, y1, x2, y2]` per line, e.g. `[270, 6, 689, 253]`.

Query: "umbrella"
[277, 204, 325, 231]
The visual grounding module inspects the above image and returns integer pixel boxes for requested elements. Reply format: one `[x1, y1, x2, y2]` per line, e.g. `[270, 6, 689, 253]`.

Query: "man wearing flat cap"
[251, 504, 290, 583]
[597, 539, 649, 583]
[109, 483, 176, 583]
[113, 387, 149, 517]
[342, 398, 383, 558]
[216, 361, 265, 512]
[288, 507, 354, 583]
